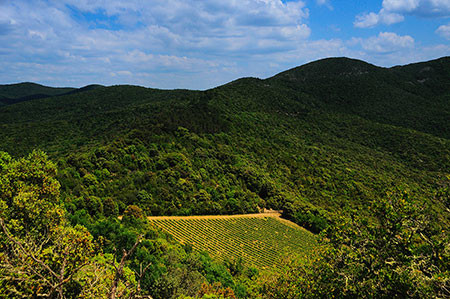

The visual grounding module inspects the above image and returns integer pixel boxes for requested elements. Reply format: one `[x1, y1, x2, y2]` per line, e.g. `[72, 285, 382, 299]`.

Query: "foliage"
[73, 253, 136, 299]
[0, 150, 64, 236]
[0, 221, 96, 298]
[0, 58, 448, 225]
[198, 282, 237, 298]
[0, 151, 139, 298]
[265, 190, 450, 298]
[0, 57, 449, 298]
[282, 200, 330, 233]
[0, 82, 76, 105]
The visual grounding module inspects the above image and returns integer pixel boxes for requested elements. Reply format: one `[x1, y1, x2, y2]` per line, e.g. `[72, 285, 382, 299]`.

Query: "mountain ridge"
[0, 56, 448, 225]
[0, 82, 104, 105]
[266, 56, 450, 139]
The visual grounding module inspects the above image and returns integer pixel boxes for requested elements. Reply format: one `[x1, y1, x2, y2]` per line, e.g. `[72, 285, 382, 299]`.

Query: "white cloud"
[354, 9, 404, 28]
[354, 9, 405, 28]
[355, 0, 450, 28]
[436, 24, 450, 39]
[0, 0, 312, 88]
[382, 0, 420, 12]
[361, 43, 450, 67]
[0, 0, 310, 88]
[354, 12, 380, 28]
[0, 0, 447, 90]
[355, 32, 414, 53]
[380, 10, 406, 24]
[382, 0, 450, 16]
[316, 0, 333, 10]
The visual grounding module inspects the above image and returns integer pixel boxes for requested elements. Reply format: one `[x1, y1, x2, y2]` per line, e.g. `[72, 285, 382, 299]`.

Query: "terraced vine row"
[148, 215, 316, 269]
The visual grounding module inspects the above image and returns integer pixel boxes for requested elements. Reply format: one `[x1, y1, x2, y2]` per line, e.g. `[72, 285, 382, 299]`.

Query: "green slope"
[0, 57, 448, 228]
[268, 56, 450, 139]
[0, 82, 104, 105]
[0, 82, 75, 104]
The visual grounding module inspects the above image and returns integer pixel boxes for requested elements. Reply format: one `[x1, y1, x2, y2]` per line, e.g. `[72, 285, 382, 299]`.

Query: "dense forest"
[0, 57, 449, 298]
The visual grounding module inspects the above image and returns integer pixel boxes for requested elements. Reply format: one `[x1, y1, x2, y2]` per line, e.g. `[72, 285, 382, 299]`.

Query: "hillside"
[148, 213, 316, 269]
[0, 82, 75, 105]
[0, 82, 104, 105]
[0, 57, 448, 226]
[268, 57, 450, 139]
[1, 56, 449, 298]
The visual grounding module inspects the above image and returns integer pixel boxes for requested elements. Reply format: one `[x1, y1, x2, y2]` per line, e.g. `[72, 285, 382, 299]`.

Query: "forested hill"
[0, 57, 448, 223]
[268, 56, 450, 139]
[1, 56, 449, 298]
[0, 82, 103, 106]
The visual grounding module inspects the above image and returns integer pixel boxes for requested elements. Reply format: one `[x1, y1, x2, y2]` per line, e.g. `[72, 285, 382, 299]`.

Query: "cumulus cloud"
[382, 0, 450, 17]
[354, 32, 414, 53]
[0, 0, 448, 89]
[354, 9, 404, 28]
[0, 0, 313, 88]
[436, 24, 450, 39]
[382, 0, 420, 12]
[355, 0, 450, 28]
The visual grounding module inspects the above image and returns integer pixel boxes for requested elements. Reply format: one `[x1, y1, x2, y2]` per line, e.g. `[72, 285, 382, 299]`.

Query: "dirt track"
[119, 211, 305, 231]
[146, 212, 304, 230]
[146, 212, 281, 220]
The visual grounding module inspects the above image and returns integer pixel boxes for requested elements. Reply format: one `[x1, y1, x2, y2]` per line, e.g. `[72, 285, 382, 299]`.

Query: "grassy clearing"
[148, 214, 316, 269]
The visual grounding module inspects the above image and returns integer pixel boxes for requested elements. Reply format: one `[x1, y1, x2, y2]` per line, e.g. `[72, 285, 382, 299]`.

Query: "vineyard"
[148, 214, 316, 269]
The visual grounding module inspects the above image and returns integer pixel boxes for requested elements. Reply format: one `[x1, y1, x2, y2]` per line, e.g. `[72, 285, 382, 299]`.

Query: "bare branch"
[109, 235, 143, 299]
[0, 218, 60, 280]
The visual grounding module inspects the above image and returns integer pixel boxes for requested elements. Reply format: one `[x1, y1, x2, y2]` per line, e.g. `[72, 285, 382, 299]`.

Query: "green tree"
[0, 150, 64, 236]
[265, 190, 450, 298]
[0, 151, 143, 298]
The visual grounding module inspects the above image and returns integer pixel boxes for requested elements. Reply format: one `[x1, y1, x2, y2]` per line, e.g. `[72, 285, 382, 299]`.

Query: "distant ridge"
[266, 56, 450, 139]
[62, 84, 105, 96]
[0, 82, 104, 105]
[271, 57, 380, 82]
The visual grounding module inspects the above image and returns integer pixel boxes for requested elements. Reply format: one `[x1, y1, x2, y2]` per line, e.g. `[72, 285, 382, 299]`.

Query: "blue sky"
[0, 0, 449, 90]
